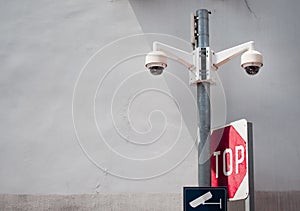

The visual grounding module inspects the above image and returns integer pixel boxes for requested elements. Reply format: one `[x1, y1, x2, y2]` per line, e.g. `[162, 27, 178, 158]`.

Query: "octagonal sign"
[211, 119, 248, 201]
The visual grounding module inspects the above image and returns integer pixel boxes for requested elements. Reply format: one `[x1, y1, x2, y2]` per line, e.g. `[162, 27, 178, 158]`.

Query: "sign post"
[245, 122, 255, 211]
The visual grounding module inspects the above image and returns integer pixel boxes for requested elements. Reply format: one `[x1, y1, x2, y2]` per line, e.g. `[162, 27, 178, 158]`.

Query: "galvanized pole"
[245, 122, 255, 211]
[196, 9, 211, 187]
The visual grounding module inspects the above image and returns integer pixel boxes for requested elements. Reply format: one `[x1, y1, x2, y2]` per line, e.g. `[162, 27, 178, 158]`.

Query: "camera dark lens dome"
[245, 66, 260, 75]
[149, 66, 164, 75]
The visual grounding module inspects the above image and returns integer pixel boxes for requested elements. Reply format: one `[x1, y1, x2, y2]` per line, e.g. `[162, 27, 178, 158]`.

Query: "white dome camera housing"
[241, 50, 263, 75]
[145, 51, 167, 75]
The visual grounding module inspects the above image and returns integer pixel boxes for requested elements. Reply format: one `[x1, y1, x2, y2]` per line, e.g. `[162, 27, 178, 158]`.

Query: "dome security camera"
[145, 51, 167, 75]
[241, 50, 263, 75]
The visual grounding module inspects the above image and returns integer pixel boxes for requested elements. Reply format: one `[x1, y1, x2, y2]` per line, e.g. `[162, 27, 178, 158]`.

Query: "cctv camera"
[241, 50, 263, 75]
[145, 51, 167, 75]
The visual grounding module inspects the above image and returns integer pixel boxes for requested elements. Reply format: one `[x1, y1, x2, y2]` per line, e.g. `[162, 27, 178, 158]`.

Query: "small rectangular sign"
[183, 187, 227, 211]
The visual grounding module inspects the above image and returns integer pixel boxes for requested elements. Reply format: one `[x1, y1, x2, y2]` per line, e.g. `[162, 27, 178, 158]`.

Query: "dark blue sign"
[183, 187, 227, 211]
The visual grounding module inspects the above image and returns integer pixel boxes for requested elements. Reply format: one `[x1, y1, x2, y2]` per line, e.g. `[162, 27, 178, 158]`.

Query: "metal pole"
[196, 9, 211, 186]
[245, 122, 255, 211]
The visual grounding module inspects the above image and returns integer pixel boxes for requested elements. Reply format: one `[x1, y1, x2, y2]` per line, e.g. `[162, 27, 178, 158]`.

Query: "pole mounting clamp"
[189, 47, 214, 85]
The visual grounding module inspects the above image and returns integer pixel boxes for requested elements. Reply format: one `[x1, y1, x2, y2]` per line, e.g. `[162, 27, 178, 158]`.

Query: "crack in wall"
[243, 0, 257, 18]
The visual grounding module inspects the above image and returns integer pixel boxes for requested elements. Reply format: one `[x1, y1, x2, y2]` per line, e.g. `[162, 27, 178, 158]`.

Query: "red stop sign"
[211, 119, 249, 201]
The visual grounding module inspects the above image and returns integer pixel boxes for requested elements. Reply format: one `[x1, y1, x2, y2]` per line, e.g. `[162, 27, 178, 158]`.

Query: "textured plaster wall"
[0, 0, 300, 197]
[129, 0, 300, 191]
[1, 192, 300, 211]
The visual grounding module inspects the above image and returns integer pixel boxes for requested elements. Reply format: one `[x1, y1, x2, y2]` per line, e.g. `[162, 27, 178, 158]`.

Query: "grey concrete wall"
[1, 0, 300, 201]
[0, 0, 199, 194]
[1, 192, 300, 211]
[129, 0, 300, 192]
